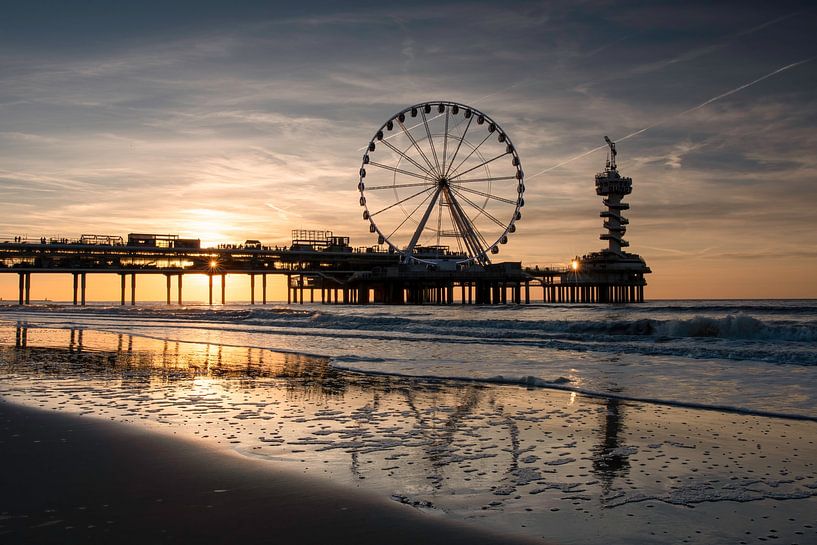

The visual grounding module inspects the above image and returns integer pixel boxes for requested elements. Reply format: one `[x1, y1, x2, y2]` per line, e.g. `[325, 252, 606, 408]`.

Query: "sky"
[1, 0, 816, 301]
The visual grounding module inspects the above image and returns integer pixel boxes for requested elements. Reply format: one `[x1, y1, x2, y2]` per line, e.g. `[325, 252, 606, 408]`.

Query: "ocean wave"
[622, 302, 817, 315]
[6, 303, 817, 338]
[293, 311, 817, 343]
[655, 314, 816, 340]
[27, 317, 813, 366]
[237, 308, 817, 343]
[551, 314, 817, 342]
[3, 306, 816, 364]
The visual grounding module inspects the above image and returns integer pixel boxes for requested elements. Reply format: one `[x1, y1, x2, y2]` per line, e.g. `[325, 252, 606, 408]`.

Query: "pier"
[0, 231, 646, 305]
[1, 102, 650, 306]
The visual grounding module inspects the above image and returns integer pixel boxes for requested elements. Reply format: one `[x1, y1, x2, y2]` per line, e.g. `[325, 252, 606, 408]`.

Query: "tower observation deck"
[596, 136, 631, 254]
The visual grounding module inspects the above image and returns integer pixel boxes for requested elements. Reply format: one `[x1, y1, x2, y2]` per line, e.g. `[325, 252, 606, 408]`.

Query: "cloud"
[1, 2, 815, 296]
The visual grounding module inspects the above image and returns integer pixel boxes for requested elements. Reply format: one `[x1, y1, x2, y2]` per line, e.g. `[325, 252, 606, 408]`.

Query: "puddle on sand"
[1, 323, 816, 545]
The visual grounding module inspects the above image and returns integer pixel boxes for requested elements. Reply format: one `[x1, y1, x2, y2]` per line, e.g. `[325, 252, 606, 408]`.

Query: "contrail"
[357, 9, 811, 153]
[470, 79, 531, 106]
[356, 111, 447, 151]
[526, 57, 815, 179]
[663, 57, 814, 118]
[583, 9, 808, 88]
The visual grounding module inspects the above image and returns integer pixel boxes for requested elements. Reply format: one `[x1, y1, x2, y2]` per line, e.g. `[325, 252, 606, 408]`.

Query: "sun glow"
[179, 212, 240, 248]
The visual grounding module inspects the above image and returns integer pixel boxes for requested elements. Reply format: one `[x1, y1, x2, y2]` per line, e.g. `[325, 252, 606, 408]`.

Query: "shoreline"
[3, 313, 816, 422]
[0, 401, 540, 545]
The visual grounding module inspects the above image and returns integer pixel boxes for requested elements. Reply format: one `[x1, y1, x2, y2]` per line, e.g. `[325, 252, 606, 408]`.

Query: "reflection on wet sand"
[14, 322, 27, 348]
[2, 323, 817, 545]
[592, 397, 630, 496]
[5, 322, 345, 396]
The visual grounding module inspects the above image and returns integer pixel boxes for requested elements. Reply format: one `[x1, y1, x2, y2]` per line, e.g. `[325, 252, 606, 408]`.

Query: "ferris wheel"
[358, 101, 524, 266]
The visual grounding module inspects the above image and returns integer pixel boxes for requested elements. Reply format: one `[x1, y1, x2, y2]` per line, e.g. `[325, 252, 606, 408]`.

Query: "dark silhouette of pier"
[1, 136, 649, 306]
[0, 231, 646, 305]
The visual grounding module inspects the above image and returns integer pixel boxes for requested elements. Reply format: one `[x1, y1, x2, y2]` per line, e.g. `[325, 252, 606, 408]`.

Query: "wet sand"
[0, 401, 538, 545]
[2, 324, 817, 544]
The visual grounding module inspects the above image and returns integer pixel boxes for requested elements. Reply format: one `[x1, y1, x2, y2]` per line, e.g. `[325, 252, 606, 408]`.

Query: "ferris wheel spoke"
[457, 208, 490, 258]
[445, 201, 465, 254]
[368, 161, 433, 181]
[453, 209, 483, 258]
[379, 138, 437, 178]
[366, 181, 435, 191]
[435, 193, 444, 246]
[443, 116, 473, 178]
[447, 132, 492, 179]
[387, 189, 437, 240]
[370, 186, 436, 217]
[397, 120, 438, 176]
[454, 185, 518, 205]
[444, 188, 488, 258]
[445, 188, 485, 247]
[450, 187, 509, 230]
[442, 190, 475, 256]
[420, 110, 441, 174]
[449, 151, 511, 181]
[452, 175, 517, 184]
[375, 114, 444, 149]
[442, 109, 450, 174]
[405, 187, 443, 255]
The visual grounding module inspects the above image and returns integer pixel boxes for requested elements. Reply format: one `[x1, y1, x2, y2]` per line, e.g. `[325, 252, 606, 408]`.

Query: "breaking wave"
[2, 304, 815, 366]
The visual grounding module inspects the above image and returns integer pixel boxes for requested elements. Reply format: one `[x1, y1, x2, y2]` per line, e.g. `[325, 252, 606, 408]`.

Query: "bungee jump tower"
[562, 137, 651, 303]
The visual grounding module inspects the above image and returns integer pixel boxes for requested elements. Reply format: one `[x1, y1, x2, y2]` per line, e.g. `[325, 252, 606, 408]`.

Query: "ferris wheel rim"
[358, 100, 524, 265]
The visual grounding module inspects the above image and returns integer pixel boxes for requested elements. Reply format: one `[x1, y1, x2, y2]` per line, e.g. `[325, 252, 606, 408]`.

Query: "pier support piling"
[24, 273, 31, 305]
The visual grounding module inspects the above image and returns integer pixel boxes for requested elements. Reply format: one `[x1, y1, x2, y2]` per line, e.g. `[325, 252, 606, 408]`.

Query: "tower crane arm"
[604, 136, 617, 169]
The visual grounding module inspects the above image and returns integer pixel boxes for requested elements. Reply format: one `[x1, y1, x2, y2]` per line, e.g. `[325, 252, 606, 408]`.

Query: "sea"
[2, 299, 816, 419]
[1, 299, 816, 544]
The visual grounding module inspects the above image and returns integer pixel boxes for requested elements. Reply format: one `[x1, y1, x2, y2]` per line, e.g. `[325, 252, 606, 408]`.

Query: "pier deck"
[0, 238, 645, 305]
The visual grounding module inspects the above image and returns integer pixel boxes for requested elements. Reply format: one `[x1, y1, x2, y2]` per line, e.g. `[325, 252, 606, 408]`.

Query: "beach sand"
[1, 324, 816, 544]
[0, 401, 539, 545]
